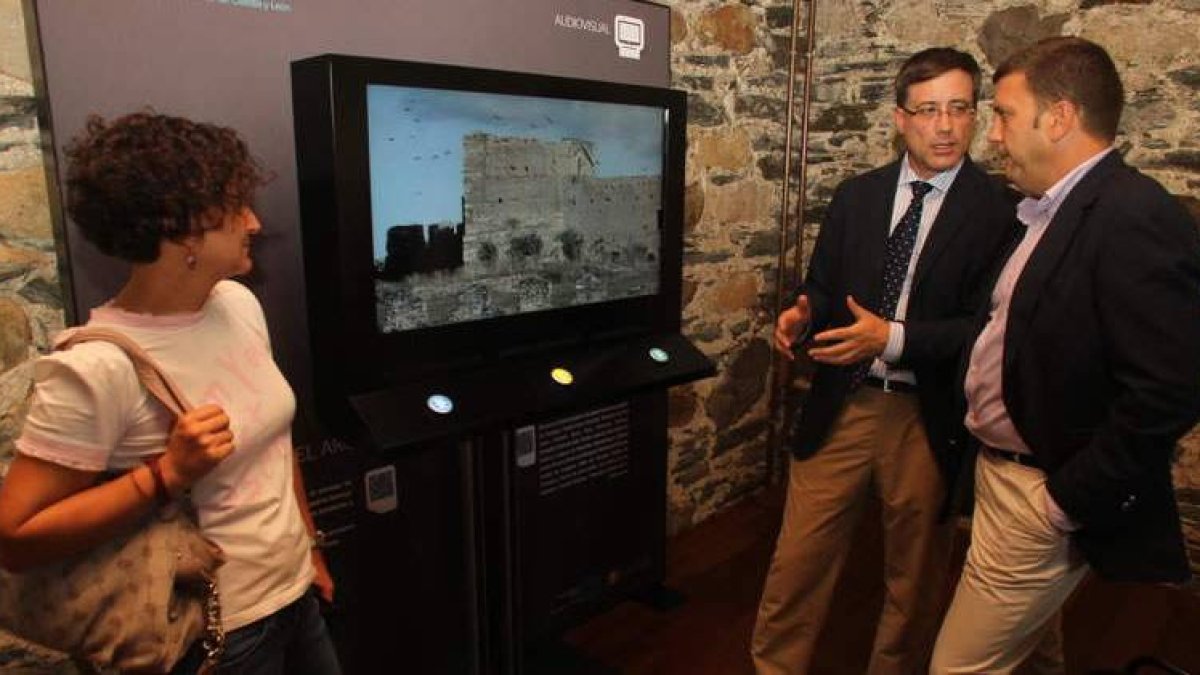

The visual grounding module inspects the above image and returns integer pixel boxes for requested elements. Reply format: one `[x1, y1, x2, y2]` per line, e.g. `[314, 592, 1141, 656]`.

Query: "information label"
[535, 402, 630, 496]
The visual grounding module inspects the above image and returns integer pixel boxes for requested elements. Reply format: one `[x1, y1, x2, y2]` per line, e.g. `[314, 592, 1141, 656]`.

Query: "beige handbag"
[0, 327, 225, 674]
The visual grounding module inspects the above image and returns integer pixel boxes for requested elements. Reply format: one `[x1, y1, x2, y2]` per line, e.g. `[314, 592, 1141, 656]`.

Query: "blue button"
[648, 347, 669, 363]
[426, 394, 454, 415]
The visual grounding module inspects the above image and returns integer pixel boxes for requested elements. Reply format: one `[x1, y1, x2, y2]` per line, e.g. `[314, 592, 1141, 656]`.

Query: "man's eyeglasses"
[898, 101, 976, 120]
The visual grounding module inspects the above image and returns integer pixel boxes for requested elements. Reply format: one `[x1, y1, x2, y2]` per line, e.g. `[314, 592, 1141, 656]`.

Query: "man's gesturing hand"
[808, 296, 889, 365]
[774, 295, 812, 361]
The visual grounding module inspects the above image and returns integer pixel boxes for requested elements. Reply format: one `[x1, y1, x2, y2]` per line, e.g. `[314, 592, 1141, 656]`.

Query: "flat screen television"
[291, 54, 686, 406]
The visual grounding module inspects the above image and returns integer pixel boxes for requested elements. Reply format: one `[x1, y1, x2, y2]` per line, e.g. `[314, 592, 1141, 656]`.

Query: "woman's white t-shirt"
[15, 280, 314, 630]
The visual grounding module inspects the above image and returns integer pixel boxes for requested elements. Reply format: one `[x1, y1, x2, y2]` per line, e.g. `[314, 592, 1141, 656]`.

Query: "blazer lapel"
[1003, 151, 1123, 369]
[912, 158, 978, 289]
[857, 161, 902, 311]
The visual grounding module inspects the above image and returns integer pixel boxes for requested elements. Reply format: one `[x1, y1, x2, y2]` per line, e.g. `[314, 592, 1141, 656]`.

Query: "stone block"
[768, 40, 792, 72]
[0, 297, 31, 372]
[0, 0, 33, 89]
[756, 154, 785, 182]
[0, 96, 40, 172]
[711, 273, 759, 314]
[714, 419, 768, 457]
[687, 94, 727, 127]
[682, 277, 699, 309]
[17, 267, 61, 306]
[684, 250, 735, 266]
[694, 128, 753, 173]
[704, 338, 771, 429]
[744, 229, 780, 258]
[810, 103, 872, 132]
[684, 180, 705, 235]
[978, 6, 1068, 68]
[0, 243, 40, 282]
[1164, 150, 1200, 172]
[670, 5, 688, 45]
[710, 172, 740, 187]
[696, 4, 757, 55]
[766, 6, 793, 30]
[668, 386, 699, 429]
[1080, 0, 1152, 7]
[1168, 66, 1200, 89]
[704, 179, 772, 227]
[676, 75, 714, 92]
[734, 94, 787, 121]
[0, 166, 52, 241]
[878, 0, 968, 47]
[1125, 94, 1176, 131]
[1080, 11, 1199, 68]
[687, 321, 723, 343]
[814, 0, 866, 41]
[0, 360, 33, 465]
[683, 54, 730, 69]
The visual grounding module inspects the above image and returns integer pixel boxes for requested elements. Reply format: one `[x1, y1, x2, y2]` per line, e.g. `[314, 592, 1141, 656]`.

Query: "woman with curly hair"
[0, 112, 341, 675]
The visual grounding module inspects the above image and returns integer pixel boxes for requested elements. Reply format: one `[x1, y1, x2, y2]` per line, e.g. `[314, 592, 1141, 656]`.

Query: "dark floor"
[560, 486, 1200, 675]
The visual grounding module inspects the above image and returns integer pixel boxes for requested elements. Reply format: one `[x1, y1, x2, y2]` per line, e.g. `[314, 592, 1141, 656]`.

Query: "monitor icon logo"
[614, 15, 645, 60]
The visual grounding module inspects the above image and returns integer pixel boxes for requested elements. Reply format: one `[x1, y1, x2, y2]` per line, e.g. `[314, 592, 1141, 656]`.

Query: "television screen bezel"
[292, 54, 686, 394]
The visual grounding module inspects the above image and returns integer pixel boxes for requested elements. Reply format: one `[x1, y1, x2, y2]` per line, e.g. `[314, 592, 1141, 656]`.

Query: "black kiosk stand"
[292, 55, 713, 674]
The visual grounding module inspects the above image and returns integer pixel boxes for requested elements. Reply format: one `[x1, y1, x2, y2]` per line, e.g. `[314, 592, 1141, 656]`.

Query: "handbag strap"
[56, 326, 194, 416]
[57, 326, 227, 668]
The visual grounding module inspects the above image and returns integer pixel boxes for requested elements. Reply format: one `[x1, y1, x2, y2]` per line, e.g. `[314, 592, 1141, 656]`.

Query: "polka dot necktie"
[849, 180, 934, 390]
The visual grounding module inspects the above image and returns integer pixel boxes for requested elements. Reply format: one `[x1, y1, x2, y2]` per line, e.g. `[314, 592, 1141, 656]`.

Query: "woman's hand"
[312, 549, 335, 604]
[159, 404, 235, 495]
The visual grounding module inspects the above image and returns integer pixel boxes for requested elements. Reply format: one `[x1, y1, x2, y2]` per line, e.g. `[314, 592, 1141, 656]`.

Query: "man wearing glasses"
[752, 47, 1016, 675]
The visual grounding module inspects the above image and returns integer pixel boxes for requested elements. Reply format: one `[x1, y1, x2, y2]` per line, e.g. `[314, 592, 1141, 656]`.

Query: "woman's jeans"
[172, 588, 341, 675]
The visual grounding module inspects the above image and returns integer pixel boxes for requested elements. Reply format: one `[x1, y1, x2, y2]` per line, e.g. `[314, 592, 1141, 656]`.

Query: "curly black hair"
[64, 111, 266, 263]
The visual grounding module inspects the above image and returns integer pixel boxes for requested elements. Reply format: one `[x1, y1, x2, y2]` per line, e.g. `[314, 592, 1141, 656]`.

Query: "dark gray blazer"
[991, 151, 1200, 582]
[791, 157, 1017, 501]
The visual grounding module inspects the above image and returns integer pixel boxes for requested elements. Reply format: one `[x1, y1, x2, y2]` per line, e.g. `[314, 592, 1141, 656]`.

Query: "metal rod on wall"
[791, 0, 818, 282]
[765, 0, 818, 485]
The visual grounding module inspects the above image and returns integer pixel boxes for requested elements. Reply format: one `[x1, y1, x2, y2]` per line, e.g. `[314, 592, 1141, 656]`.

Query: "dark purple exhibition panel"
[30, 0, 668, 409]
[29, 4, 685, 672]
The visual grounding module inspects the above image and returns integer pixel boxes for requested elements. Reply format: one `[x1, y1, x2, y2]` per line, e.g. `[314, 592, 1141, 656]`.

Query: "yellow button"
[550, 367, 574, 385]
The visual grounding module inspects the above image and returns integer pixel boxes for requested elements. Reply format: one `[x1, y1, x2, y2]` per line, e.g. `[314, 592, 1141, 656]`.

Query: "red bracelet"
[144, 455, 171, 506]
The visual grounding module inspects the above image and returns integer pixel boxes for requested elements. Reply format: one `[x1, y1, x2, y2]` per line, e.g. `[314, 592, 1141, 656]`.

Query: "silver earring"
[185, 252, 197, 270]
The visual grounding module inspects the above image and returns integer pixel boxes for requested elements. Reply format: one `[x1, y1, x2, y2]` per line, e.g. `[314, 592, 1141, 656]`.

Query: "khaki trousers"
[929, 451, 1089, 674]
[752, 387, 953, 675]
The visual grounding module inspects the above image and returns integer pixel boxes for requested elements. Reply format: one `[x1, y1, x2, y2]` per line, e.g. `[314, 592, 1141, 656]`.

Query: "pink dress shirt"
[963, 148, 1113, 531]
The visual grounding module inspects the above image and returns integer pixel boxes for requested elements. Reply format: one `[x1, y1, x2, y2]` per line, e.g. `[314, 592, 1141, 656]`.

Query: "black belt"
[862, 377, 917, 394]
[985, 446, 1044, 470]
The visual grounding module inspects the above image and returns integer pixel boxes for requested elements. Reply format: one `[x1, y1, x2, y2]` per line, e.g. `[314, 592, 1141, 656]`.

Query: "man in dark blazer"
[752, 48, 1015, 675]
[931, 37, 1200, 673]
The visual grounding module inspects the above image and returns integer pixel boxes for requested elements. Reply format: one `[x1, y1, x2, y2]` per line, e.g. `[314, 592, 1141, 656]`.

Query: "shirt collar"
[1017, 147, 1114, 227]
[899, 154, 963, 195]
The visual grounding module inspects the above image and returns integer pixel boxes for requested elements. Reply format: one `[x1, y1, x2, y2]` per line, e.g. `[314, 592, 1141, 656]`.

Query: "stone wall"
[660, 0, 797, 531]
[0, 0, 75, 667]
[0, 0, 63, 479]
[663, 0, 1200, 545]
